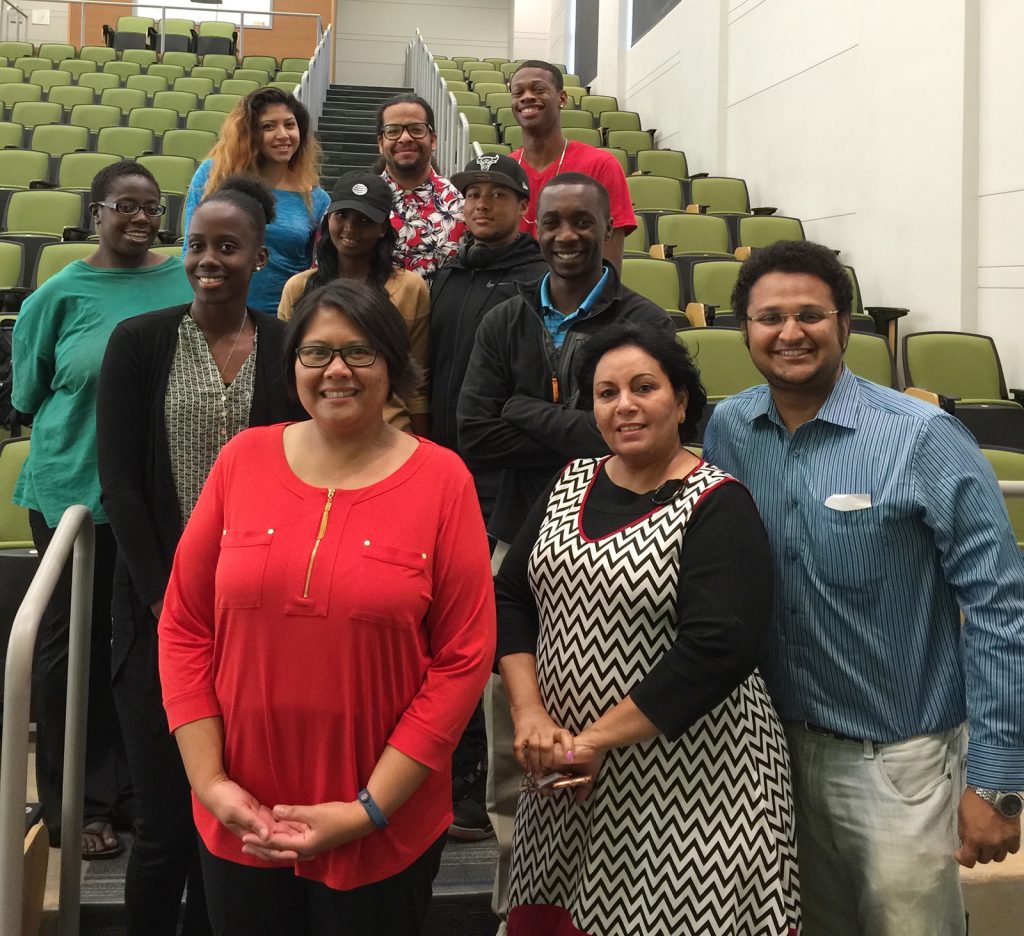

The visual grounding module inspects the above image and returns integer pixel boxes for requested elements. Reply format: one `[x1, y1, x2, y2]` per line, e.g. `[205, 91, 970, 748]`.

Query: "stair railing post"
[0, 506, 94, 936]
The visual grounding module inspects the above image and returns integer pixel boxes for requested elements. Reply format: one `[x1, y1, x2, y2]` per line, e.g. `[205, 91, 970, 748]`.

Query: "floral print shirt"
[383, 168, 466, 281]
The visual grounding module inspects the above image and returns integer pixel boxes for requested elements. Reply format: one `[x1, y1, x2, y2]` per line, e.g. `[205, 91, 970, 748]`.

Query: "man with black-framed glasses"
[375, 93, 465, 282]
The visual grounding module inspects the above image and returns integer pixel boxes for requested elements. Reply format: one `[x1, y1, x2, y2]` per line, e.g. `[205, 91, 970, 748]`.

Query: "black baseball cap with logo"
[326, 171, 394, 223]
[451, 153, 530, 199]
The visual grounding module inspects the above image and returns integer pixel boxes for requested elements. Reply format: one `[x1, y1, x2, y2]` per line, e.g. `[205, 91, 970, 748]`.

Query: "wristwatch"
[973, 788, 1024, 818]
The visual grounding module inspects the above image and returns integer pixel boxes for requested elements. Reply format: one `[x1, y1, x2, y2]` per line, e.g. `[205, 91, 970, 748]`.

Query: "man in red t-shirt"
[509, 60, 636, 270]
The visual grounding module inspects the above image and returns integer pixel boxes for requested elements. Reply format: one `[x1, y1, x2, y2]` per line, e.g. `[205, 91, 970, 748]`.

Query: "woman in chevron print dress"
[495, 322, 799, 936]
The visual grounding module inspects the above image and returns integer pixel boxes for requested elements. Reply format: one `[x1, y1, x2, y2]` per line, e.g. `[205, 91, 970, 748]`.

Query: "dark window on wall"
[632, 0, 681, 46]
[574, 0, 599, 87]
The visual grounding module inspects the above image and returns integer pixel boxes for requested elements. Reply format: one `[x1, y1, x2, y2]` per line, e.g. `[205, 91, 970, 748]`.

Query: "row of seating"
[2, 130, 213, 180]
[100, 16, 237, 56]
[0, 93, 243, 132]
[1, 110, 224, 151]
[1, 67, 275, 98]
[0, 43, 305, 85]
[0, 239, 182, 299]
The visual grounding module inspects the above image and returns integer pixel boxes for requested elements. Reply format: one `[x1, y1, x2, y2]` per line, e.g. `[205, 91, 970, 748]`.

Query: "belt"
[802, 721, 869, 743]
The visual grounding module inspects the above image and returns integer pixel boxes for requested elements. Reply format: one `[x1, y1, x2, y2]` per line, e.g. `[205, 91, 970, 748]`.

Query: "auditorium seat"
[902, 332, 1022, 408]
[979, 447, 1024, 549]
[96, 126, 155, 159]
[844, 332, 897, 388]
[130, 106, 180, 137]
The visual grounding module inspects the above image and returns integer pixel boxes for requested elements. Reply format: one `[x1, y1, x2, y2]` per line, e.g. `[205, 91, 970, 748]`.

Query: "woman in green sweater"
[11, 159, 193, 859]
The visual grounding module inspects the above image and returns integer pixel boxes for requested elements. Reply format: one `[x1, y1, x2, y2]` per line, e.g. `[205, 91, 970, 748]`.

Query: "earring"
[255, 265, 263, 272]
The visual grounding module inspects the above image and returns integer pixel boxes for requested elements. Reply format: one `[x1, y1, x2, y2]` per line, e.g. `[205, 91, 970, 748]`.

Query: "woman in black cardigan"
[96, 177, 306, 936]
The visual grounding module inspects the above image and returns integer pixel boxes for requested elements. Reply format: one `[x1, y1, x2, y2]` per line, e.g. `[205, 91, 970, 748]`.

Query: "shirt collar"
[381, 167, 437, 196]
[750, 365, 858, 430]
[540, 265, 611, 317]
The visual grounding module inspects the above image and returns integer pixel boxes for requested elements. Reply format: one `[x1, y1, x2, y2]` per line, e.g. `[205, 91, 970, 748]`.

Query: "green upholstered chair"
[980, 447, 1024, 550]
[627, 175, 683, 212]
[735, 215, 805, 248]
[902, 332, 1023, 407]
[621, 258, 681, 312]
[844, 332, 897, 388]
[677, 328, 765, 401]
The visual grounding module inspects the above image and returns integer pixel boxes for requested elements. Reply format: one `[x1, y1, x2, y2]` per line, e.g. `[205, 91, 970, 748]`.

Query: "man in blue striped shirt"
[703, 240, 1024, 936]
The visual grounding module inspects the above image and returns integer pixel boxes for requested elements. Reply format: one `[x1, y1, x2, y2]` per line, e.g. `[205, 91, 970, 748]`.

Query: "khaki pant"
[486, 540, 517, 933]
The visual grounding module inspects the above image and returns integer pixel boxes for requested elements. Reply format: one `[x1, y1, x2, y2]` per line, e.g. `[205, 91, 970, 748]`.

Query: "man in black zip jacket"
[457, 174, 675, 931]
[432, 153, 547, 845]
[458, 172, 676, 549]
[430, 152, 547, 525]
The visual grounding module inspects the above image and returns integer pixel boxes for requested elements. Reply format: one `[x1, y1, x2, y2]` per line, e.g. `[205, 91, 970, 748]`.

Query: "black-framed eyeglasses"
[296, 345, 378, 368]
[94, 200, 166, 217]
[748, 309, 839, 327]
[380, 122, 432, 141]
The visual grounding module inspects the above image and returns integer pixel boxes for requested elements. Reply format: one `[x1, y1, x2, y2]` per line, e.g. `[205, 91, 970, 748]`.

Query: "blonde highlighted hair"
[204, 87, 322, 211]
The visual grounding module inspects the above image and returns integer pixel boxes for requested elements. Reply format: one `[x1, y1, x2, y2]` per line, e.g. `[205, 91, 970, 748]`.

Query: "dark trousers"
[199, 834, 447, 936]
[29, 511, 130, 845]
[112, 609, 211, 936]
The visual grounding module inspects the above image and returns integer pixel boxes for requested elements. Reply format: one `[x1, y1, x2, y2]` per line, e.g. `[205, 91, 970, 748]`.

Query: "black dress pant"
[112, 600, 211, 936]
[199, 833, 447, 936]
[29, 511, 130, 846]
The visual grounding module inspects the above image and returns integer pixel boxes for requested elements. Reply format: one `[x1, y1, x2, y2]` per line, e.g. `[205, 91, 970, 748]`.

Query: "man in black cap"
[431, 152, 547, 520]
[432, 152, 547, 843]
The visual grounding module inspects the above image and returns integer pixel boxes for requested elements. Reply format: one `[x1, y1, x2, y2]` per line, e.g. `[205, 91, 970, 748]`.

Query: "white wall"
[8, 0, 71, 46]
[513, 0, 550, 60]
[538, 0, 1021, 384]
[977, 0, 1024, 388]
[548, 0, 570, 70]
[334, 0, 511, 87]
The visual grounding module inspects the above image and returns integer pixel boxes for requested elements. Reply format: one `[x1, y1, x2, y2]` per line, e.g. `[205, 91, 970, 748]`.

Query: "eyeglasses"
[95, 200, 166, 217]
[747, 309, 839, 328]
[296, 345, 378, 368]
[380, 122, 432, 141]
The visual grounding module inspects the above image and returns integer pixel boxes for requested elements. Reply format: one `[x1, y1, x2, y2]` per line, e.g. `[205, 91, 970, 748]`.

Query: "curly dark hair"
[89, 158, 159, 204]
[576, 321, 707, 444]
[731, 240, 852, 321]
[283, 281, 422, 406]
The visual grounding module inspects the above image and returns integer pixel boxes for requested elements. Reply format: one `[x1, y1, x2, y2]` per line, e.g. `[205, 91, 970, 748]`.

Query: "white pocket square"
[824, 493, 872, 512]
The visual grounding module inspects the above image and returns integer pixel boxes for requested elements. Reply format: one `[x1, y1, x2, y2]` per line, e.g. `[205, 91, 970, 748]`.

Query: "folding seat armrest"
[630, 169, 650, 176]
[684, 302, 710, 328]
[0, 287, 29, 314]
[102, 24, 115, 46]
[156, 229, 178, 245]
[1010, 389, 1024, 406]
[685, 204, 709, 214]
[751, 206, 777, 216]
[687, 172, 709, 180]
[62, 226, 90, 241]
[649, 243, 675, 260]
[28, 180, 57, 190]
[904, 387, 956, 415]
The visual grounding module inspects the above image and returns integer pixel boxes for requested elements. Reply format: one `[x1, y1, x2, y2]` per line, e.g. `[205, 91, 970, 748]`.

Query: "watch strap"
[357, 787, 389, 829]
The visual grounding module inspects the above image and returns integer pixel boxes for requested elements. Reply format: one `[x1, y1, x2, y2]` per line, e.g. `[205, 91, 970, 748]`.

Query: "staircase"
[316, 84, 410, 193]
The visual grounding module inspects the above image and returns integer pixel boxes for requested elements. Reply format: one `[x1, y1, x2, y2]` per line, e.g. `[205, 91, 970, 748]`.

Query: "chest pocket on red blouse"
[216, 529, 274, 609]
[350, 541, 429, 629]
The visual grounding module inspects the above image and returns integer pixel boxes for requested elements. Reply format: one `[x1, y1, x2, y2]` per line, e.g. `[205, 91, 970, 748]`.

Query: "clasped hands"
[199, 775, 374, 863]
[513, 703, 603, 803]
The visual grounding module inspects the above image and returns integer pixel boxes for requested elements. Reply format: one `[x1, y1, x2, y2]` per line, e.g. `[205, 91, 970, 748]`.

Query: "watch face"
[998, 793, 1023, 818]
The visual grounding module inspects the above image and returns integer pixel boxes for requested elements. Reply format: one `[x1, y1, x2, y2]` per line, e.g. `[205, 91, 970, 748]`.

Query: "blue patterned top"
[183, 159, 330, 314]
[704, 365, 1024, 788]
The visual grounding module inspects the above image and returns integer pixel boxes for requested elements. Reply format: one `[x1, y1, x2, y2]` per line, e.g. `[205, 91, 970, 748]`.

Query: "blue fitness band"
[357, 788, 389, 829]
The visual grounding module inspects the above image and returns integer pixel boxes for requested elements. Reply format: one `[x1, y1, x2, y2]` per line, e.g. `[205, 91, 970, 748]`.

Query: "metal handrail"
[405, 29, 472, 177]
[0, 506, 95, 936]
[295, 23, 332, 132]
[2, 0, 322, 61]
[0, 0, 29, 43]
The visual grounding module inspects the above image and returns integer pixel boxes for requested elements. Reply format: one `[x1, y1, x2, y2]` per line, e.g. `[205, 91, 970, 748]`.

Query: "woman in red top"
[158, 280, 496, 935]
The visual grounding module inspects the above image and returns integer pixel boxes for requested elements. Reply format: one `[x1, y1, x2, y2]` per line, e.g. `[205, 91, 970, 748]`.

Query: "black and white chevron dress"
[507, 459, 800, 936]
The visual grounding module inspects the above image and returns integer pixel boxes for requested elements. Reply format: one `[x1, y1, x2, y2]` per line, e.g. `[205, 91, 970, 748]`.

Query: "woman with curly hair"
[182, 87, 330, 314]
[278, 170, 430, 436]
